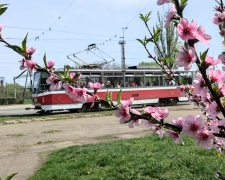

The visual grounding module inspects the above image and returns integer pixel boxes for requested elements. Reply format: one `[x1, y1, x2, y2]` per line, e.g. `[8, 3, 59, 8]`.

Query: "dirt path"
[0, 104, 202, 180]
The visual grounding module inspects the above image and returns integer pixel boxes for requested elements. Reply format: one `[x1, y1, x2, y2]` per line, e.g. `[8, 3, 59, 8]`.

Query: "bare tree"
[154, 10, 181, 69]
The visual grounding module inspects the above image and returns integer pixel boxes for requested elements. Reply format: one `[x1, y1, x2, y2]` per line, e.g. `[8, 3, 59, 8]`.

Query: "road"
[0, 104, 38, 115]
[0, 103, 203, 180]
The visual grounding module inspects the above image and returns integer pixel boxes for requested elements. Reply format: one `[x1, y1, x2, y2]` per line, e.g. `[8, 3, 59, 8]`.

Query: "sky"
[0, 0, 223, 86]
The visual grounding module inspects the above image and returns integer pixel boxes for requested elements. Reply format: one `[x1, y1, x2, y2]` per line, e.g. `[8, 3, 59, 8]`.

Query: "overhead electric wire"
[4, 26, 113, 38]
[35, 0, 77, 40]
[114, 0, 154, 37]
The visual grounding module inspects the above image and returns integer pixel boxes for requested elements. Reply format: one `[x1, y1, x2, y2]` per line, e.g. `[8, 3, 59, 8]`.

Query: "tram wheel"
[153, 99, 161, 107]
[171, 98, 178, 106]
[77, 104, 87, 113]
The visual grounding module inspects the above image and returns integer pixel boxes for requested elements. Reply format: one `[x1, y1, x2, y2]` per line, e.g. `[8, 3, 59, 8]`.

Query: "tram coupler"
[25, 107, 36, 110]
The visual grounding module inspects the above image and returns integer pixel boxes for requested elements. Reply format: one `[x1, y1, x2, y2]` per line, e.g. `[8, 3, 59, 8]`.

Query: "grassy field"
[29, 134, 225, 180]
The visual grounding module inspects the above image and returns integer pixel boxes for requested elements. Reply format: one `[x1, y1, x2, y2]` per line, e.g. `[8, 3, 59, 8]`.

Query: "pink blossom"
[25, 59, 36, 75]
[165, 70, 175, 85]
[90, 95, 98, 108]
[192, 72, 207, 97]
[143, 120, 151, 127]
[128, 109, 141, 128]
[220, 29, 225, 37]
[177, 46, 196, 70]
[218, 53, 225, 64]
[212, 12, 225, 25]
[182, 115, 203, 137]
[63, 83, 74, 98]
[164, 4, 175, 28]
[219, 83, 225, 96]
[114, 104, 131, 124]
[121, 98, 134, 106]
[196, 26, 211, 45]
[177, 85, 186, 96]
[47, 60, 55, 69]
[207, 101, 220, 119]
[151, 125, 163, 139]
[201, 92, 211, 112]
[46, 76, 62, 91]
[19, 59, 27, 70]
[0, 24, 3, 32]
[195, 129, 214, 149]
[143, 106, 157, 114]
[151, 108, 169, 120]
[89, 82, 104, 90]
[166, 130, 184, 144]
[170, 117, 184, 127]
[70, 72, 82, 80]
[209, 68, 225, 83]
[157, 0, 171, 5]
[26, 47, 36, 55]
[177, 18, 198, 41]
[73, 87, 89, 103]
[205, 55, 221, 66]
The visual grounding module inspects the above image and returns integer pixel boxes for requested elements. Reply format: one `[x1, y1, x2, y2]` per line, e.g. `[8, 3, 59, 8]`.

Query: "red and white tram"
[31, 66, 195, 113]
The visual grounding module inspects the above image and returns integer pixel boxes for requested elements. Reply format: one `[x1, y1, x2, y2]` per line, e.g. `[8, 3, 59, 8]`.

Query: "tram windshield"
[32, 72, 41, 93]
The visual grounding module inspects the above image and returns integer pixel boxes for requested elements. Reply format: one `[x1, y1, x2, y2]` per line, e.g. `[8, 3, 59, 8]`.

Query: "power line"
[97, 0, 154, 46]
[34, 0, 77, 40]
[4, 26, 113, 38]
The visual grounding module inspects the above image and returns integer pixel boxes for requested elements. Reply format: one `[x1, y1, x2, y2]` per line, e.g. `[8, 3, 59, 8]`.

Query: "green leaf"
[5, 173, 17, 180]
[109, 92, 112, 100]
[211, 84, 218, 95]
[22, 33, 28, 53]
[136, 39, 144, 45]
[66, 65, 70, 77]
[139, 14, 145, 22]
[5, 45, 23, 54]
[43, 53, 47, 68]
[180, 0, 188, 8]
[14, 69, 28, 79]
[0, 4, 8, 8]
[200, 48, 209, 62]
[117, 90, 121, 104]
[0, 7, 7, 16]
[184, 41, 189, 49]
[106, 90, 110, 101]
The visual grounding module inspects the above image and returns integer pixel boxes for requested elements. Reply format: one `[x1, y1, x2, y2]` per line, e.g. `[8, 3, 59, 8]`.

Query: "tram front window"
[32, 72, 41, 93]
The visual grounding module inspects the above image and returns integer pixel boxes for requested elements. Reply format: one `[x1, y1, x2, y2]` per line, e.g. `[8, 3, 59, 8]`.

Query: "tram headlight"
[33, 98, 38, 103]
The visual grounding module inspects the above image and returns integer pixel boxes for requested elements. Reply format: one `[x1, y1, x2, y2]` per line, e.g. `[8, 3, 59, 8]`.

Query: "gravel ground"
[0, 103, 203, 180]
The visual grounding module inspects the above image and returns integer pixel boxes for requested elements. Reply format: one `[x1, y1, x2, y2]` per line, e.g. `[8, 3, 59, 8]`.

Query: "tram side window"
[104, 78, 123, 88]
[150, 76, 162, 86]
[181, 76, 193, 84]
[40, 72, 50, 92]
[103, 72, 123, 88]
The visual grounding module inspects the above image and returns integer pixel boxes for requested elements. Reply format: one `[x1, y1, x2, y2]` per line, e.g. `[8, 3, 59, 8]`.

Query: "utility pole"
[119, 27, 128, 69]
[0, 77, 5, 97]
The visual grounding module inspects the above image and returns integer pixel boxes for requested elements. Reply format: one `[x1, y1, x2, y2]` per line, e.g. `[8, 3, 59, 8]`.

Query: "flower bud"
[220, 29, 225, 37]
[0, 24, 3, 32]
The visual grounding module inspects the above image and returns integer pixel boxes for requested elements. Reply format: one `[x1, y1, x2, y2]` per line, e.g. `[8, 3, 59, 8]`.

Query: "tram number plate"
[33, 98, 38, 103]
[132, 94, 139, 97]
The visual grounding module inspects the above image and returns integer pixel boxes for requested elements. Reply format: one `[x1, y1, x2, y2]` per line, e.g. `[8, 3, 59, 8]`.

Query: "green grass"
[29, 134, 225, 180]
[41, 130, 61, 134]
[23, 99, 32, 104]
[7, 133, 23, 137]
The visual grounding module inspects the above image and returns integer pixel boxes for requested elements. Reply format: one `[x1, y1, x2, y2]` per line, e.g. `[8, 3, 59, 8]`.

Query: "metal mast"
[119, 27, 128, 69]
